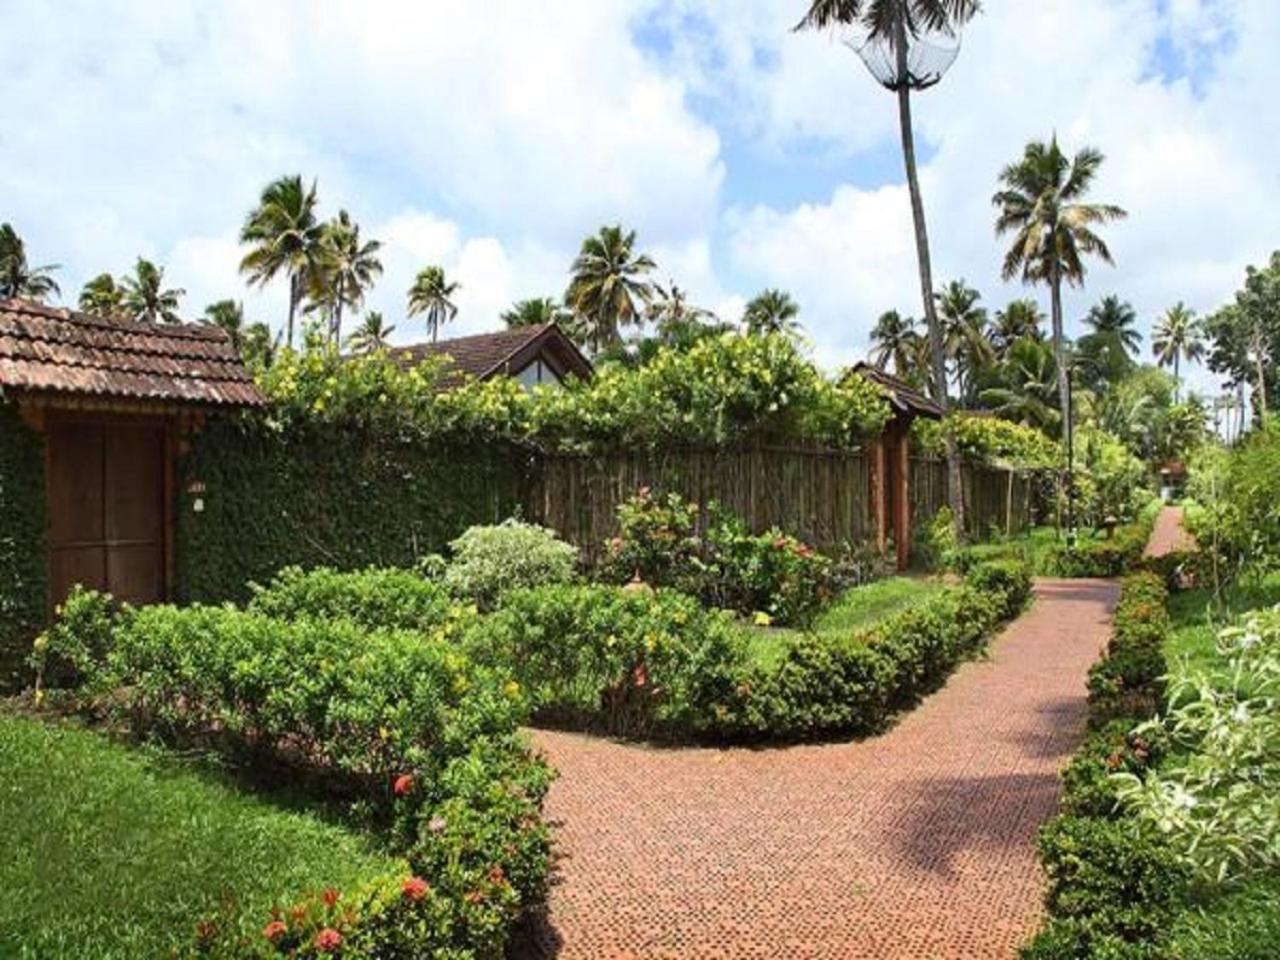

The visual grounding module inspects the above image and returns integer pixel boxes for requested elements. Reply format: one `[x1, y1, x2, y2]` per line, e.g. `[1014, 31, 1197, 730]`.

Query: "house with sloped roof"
[394, 323, 592, 390]
[0, 298, 264, 611]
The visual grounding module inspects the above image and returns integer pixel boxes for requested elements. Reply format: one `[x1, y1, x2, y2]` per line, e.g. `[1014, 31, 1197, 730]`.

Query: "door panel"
[47, 417, 167, 610]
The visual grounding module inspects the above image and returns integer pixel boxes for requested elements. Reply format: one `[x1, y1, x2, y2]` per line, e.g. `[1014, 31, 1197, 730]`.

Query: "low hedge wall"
[1022, 572, 1187, 959]
[468, 559, 1032, 742]
[0, 405, 46, 694]
[33, 588, 549, 960]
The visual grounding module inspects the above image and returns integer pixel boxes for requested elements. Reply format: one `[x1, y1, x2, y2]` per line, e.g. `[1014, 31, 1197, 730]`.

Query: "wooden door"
[47, 417, 167, 609]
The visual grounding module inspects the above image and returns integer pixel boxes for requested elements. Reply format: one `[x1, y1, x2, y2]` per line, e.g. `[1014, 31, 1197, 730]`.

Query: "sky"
[1, 0, 1276, 397]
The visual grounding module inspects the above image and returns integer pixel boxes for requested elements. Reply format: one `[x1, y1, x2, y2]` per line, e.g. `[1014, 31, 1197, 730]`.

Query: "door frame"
[42, 408, 176, 614]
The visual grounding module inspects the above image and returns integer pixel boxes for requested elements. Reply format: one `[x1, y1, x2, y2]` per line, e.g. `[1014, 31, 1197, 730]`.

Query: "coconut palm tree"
[501, 296, 571, 329]
[798, 0, 980, 538]
[239, 175, 324, 349]
[564, 224, 656, 353]
[869, 309, 921, 378]
[121, 258, 184, 323]
[309, 210, 382, 344]
[347, 311, 396, 353]
[0, 223, 60, 301]
[241, 322, 281, 370]
[743, 288, 803, 339]
[993, 137, 1127, 431]
[1152, 302, 1203, 398]
[991, 299, 1044, 357]
[78, 273, 126, 318]
[202, 299, 247, 350]
[1084, 294, 1141, 357]
[936, 280, 994, 404]
[979, 337, 1061, 434]
[407, 266, 459, 343]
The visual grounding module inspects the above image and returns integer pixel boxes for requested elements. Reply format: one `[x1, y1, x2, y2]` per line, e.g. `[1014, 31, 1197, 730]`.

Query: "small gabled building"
[848, 362, 945, 570]
[394, 323, 592, 390]
[0, 298, 265, 610]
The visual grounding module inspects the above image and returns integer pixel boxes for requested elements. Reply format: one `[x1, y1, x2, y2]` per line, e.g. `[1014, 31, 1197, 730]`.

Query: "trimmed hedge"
[176, 419, 531, 605]
[247, 565, 459, 632]
[468, 559, 1032, 743]
[34, 588, 550, 960]
[0, 405, 46, 693]
[1022, 572, 1190, 959]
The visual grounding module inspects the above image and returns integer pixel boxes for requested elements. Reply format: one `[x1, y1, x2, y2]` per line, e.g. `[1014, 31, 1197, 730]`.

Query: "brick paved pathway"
[521, 579, 1119, 960]
[1144, 505, 1196, 558]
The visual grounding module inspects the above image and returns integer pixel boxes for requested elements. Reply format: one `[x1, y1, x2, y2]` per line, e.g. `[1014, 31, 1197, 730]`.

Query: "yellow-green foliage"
[915, 414, 1060, 469]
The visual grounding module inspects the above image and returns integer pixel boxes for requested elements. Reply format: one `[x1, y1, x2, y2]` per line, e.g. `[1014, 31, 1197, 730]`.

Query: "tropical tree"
[78, 273, 126, 318]
[241, 322, 280, 370]
[0, 223, 60, 301]
[239, 174, 324, 349]
[979, 337, 1060, 433]
[798, 0, 980, 538]
[869, 309, 921, 378]
[1152, 302, 1203, 398]
[501, 297, 571, 329]
[743, 288, 803, 340]
[121, 258, 184, 323]
[1076, 295, 1141, 392]
[991, 299, 1044, 357]
[202, 299, 246, 348]
[309, 210, 382, 344]
[936, 280, 993, 404]
[347, 311, 396, 353]
[647, 281, 725, 347]
[564, 225, 656, 353]
[993, 136, 1127, 505]
[407, 266, 460, 343]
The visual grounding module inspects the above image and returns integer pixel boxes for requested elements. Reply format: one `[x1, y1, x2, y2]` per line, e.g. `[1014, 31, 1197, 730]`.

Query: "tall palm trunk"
[894, 22, 966, 541]
[1049, 260, 1073, 530]
[287, 274, 301, 349]
[333, 276, 345, 345]
[1251, 328, 1268, 423]
[1173, 352, 1180, 402]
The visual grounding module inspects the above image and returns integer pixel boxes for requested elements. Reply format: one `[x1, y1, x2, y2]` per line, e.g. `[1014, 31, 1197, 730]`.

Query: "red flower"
[464, 889, 487, 905]
[313, 928, 343, 953]
[321, 888, 341, 908]
[487, 865, 508, 887]
[393, 773, 414, 796]
[289, 904, 307, 925]
[262, 920, 287, 943]
[401, 876, 430, 902]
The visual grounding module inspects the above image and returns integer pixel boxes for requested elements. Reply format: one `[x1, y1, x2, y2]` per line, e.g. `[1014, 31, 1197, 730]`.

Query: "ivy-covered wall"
[175, 417, 533, 604]
[0, 404, 46, 692]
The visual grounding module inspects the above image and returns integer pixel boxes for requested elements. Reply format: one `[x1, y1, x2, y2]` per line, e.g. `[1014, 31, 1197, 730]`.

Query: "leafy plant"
[443, 519, 579, 610]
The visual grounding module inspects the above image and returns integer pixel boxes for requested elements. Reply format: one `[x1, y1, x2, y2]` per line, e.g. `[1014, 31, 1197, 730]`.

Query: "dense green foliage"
[443, 519, 578, 610]
[467, 559, 1028, 743]
[0, 713, 403, 960]
[247, 565, 457, 631]
[600, 489, 833, 627]
[0, 406, 46, 693]
[176, 416, 529, 604]
[34, 588, 550, 959]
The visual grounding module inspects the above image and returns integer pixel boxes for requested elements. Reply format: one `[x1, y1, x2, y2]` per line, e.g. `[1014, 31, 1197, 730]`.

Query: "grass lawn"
[1165, 570, 1280, 674]
[0, 712, 405, 960]
[740, 576, 947, 668]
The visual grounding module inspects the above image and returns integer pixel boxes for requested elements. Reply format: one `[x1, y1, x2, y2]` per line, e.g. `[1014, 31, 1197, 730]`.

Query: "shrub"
[31, 587, 116, 693]
[0, 405, 46, 693]
[443, 519, 578, 610]
[601, 489, 833, 627]
[1036, 816, 1192, 943]
[41, 593, 551, 960]
[725, 561, 1029, 740]
[468, 584, 744, 739]
[1059, 720, 1166, 819]
[248, 565, 457, 630]
[1086, 573, 1169, 728]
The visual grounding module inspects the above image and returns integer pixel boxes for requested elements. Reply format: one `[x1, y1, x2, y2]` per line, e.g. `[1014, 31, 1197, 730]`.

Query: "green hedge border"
[0, 405, 46, 693]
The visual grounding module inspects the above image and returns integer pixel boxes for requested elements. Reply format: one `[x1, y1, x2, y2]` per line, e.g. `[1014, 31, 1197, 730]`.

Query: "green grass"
[1165, 570, 1280, 674]
[739, 576, 947, 668]
[0, 712, 405, 960]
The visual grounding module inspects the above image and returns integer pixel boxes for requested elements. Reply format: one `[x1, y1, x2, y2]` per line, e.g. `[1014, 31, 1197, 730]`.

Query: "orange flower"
[262, 920, 287, 943]
[393, 773, 414, 796]
[321, 888, 341, 909]
[313, 928, 343, 953]
[464, 889, 486, 905]
[487, 865, 508, 887]
[401, 876, 430, 902]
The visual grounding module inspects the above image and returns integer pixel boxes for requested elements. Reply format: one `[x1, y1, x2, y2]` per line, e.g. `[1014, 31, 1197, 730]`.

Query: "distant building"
[395, 324, 592, 390]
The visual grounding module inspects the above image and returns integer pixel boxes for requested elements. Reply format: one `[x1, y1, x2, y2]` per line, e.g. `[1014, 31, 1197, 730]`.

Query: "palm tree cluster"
[0, 223, 60, 302]
[239, 176, 383, 348]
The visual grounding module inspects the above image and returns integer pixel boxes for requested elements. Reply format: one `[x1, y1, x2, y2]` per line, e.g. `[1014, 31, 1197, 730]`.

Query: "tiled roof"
[0, 298, 265, 408]
[395, 324, 592, 386]
[849, 362, 945, 419]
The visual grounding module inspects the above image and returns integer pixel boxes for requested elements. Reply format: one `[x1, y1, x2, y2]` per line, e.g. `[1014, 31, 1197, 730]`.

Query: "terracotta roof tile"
[0, 298, 266, 408]
[849, 362, 945, 419]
